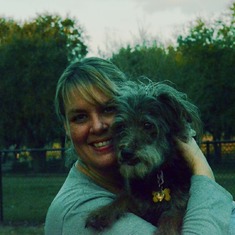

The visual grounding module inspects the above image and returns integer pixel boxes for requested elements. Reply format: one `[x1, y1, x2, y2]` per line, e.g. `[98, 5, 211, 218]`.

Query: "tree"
[0, 14, 88, 171]
[176, 4, 235, 141]
[174, 2, 235, 163]
[111, 42, 180, 83]
[110, 2, 235, 143]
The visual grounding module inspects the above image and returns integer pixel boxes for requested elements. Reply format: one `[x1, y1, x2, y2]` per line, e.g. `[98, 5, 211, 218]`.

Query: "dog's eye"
[143, 122, 153, 130]
[114, 123, 125, 133]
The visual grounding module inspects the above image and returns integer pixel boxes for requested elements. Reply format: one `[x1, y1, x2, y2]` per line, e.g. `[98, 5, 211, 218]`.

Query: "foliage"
[0, 14, 88, 149]
[111, 2, 235, 140]
[0, 2, 235, 159]
[176, 3, 235, 140]
[111, 43, 179, 82]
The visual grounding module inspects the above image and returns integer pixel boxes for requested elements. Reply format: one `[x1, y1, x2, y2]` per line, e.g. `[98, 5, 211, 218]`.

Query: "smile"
[93, 140, 112, 148]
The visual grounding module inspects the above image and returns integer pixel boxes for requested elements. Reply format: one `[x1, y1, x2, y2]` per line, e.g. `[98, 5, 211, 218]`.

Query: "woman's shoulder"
[49, 163, 116, 212]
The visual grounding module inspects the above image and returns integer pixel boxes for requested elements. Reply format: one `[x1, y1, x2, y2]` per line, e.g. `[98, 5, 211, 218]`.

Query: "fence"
[0, 140, 234, 223]
[1, 140, 234, 174]
[0, 147, 67, 174]
[201, 140, 235, 165]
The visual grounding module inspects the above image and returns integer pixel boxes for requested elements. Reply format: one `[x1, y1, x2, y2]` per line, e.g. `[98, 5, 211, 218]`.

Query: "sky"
[0, 0, 233, 56]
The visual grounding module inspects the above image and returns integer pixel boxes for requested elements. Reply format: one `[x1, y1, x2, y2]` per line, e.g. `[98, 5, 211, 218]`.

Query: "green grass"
[215, 175, 235, 197]
[0, 224, 44, 235]
[2, 175, 66, 223]
[2, 171, 234, 223]
[0, 169, 234, 235]
[212, 163, 235, 197]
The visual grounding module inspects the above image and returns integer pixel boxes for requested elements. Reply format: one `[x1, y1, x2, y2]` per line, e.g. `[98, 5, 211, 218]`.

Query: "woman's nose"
[90, 115, 108, 133]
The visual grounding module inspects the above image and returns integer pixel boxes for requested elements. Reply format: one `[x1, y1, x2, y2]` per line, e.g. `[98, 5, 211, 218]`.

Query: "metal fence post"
[0, 153, 3, 223]
[205, 141, 211, 164]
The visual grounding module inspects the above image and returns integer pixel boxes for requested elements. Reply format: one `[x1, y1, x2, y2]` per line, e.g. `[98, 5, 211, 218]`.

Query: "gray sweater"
[45, 163, 234, 235]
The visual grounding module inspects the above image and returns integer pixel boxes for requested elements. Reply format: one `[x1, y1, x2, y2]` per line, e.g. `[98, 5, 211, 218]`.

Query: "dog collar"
[152, 171, 171, 203]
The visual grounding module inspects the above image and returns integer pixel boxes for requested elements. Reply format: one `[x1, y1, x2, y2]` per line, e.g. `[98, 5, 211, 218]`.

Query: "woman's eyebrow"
[102, 100, 114, 106]
[67, 108, 85, 116]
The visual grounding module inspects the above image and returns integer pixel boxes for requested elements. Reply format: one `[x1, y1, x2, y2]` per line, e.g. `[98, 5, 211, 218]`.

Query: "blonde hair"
[55, 57, 126, 123]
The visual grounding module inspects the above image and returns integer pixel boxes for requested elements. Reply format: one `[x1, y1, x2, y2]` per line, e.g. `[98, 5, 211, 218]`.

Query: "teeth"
[93, 140, 111, 148]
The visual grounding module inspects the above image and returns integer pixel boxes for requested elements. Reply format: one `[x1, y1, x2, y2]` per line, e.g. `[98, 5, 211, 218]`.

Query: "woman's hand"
[176, 138, 215, 180]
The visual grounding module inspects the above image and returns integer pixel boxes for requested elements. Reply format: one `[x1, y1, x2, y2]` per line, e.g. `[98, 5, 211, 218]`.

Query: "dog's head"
[111, 80, 201, 179]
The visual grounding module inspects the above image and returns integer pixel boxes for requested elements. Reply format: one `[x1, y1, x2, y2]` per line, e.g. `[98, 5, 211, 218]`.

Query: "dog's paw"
[85, 211, 112, 231]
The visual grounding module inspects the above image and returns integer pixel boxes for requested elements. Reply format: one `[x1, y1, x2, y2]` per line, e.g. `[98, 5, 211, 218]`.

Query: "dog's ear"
[155, 84, 201, 141]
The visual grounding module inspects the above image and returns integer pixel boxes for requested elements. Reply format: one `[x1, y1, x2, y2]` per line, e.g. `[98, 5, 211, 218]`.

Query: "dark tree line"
[0, 3, 234, 171]
[0, 13, 88, 147]
[0, 14, 88, 171]
[111, 2, 235, 141]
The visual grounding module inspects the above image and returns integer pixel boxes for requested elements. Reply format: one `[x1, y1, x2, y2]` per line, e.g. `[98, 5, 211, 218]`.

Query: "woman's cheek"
[70, 125, 87, 144]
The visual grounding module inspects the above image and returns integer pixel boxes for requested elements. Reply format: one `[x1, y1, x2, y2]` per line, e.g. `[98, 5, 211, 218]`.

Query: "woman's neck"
[76, 161, 123, 194]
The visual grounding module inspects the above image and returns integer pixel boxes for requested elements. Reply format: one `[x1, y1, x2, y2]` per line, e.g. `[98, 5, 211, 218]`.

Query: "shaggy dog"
[86, 81, 202, 235]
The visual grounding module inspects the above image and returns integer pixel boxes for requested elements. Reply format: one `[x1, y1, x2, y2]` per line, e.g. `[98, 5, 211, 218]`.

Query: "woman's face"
[64, 88, 117, 174]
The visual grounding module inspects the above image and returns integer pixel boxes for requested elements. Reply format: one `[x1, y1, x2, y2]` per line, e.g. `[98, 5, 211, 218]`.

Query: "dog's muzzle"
[119, 148, 140, 166]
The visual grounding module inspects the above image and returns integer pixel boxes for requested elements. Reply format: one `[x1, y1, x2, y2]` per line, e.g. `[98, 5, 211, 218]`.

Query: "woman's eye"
[71, 114, 87, 123]
[103, 106, 116, 114]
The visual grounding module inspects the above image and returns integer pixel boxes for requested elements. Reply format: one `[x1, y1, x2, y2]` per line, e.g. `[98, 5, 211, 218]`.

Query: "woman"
[45, 57, 234, 235]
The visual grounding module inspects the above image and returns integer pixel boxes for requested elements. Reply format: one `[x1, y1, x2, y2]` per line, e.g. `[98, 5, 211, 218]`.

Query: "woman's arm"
[176, 138, 233, 235]
[182, 175, 233, 235]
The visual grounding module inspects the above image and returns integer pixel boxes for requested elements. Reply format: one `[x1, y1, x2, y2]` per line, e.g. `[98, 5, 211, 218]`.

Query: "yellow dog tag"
[152, 188, 171, 203]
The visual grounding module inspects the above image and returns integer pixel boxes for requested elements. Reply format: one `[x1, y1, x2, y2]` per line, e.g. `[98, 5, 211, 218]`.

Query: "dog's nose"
[120, 148, 140, 166]
[121, 148, 134, 160]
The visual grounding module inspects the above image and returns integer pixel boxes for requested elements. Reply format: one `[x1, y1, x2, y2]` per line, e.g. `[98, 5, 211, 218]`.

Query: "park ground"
[0, 165, 234, 235]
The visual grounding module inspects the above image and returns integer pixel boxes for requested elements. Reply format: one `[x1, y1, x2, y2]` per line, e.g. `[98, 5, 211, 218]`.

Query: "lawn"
[2, 175, 66, 223]
[212, 163, 235, 196]
[0, 174, 66, 235]
[0, 224, 44, 235]
[0, 168, 234, 235]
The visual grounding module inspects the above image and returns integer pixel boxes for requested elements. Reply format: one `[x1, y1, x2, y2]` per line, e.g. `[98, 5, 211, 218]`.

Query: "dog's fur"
[86, 81, 202, 235]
